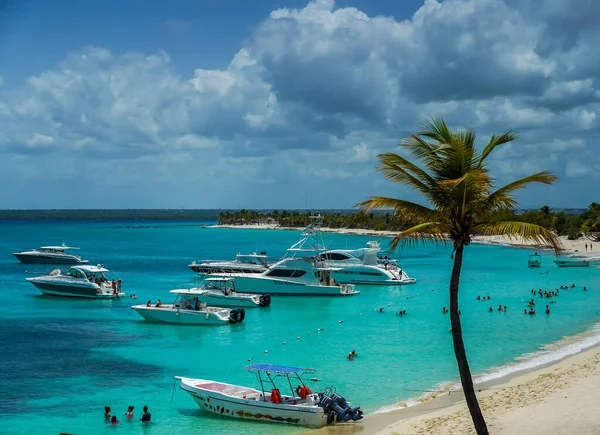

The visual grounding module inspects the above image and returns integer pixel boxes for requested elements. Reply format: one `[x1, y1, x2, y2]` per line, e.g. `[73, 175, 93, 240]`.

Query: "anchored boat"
[26, 265, 124, 298]
[132, 291, 245, 325]
[175, 277, 271, 308]
[528, 253, 542, 268]
[553, 258, 590, 268]
[14, 243, 88, 264]
[175, 364, 362, 427]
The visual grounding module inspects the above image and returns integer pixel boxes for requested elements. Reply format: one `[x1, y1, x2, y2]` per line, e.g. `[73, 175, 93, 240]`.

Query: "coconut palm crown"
[358, 117, 562, 435]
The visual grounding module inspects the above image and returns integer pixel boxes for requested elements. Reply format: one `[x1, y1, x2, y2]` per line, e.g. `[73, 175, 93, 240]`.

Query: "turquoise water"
[1, 220, 600, 435]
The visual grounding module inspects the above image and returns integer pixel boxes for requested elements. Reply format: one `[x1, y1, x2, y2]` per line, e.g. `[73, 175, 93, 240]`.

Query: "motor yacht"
[189, 253, 270, 274]
[26, 265, 124, 298]
[553, 258, 590, 267]
[213, 257, 359, 296]
[14, 244, 88, 264]
[315, 241, 416, 285]
[175, 364, 362, 427]
[176, 277, 271, 308]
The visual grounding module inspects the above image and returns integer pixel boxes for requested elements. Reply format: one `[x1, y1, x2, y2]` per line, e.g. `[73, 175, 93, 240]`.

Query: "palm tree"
[359, 118, 562, 435]
[539, 205, 553, 229]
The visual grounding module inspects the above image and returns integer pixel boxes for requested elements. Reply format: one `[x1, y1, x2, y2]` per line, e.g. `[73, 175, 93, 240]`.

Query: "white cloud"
[1, 0, 600, 208]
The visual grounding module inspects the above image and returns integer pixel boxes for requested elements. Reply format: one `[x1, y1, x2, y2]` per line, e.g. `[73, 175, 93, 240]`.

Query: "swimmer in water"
[347, 350, 357, 360]
[545, 305, 550, 314]
[111, 416, 120, 425]
[125, 406, 134, 419]
[104, 406, 111, 419]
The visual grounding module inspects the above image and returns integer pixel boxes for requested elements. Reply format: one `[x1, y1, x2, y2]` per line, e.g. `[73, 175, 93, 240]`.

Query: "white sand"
[357, 346, 600, 435]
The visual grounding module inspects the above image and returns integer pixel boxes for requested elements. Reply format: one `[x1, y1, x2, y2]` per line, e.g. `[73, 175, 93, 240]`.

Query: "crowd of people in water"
[103, 405, 151, 425]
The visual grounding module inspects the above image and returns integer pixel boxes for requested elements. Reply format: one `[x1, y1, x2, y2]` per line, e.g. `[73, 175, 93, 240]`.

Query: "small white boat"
[189, 253, 270, 274]
[175, 277, 271, 308]
[131, 294, 245, 325]
[26, 265, 124, 298]
[175, 364, 362, 427]
[528, 253, 542, 268]
[14, 244, 88, 264]
[553, 258, 590, 268]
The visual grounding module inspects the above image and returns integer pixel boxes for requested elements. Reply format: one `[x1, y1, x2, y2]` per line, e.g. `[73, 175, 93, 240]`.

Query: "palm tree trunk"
[450, 243, 489, 435]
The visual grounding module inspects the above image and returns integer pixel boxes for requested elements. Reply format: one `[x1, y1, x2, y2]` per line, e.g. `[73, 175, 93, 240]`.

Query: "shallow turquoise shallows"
[1, 220, 599, 435]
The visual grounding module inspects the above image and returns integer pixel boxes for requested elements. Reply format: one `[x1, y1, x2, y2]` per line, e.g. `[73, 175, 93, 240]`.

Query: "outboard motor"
[228, 308, 246, 324]
[318, 392, 363, 423]
[258, 294, 271, 307]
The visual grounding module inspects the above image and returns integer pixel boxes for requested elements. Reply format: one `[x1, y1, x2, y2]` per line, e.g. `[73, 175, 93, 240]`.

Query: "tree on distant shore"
[359, 117, 562, 435]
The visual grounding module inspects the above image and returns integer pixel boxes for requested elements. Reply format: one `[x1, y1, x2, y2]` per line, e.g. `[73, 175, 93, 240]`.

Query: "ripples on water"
[0, 220, 599, 435]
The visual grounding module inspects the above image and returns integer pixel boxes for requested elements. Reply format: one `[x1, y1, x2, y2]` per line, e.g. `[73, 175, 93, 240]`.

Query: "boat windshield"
[85, 271, 106, 281]
[204, 279, 235, 293]
[64, 268, 85, 279]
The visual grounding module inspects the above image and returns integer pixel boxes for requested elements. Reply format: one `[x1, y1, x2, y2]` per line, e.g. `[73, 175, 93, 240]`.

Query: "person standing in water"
[141, 406, 151, 422]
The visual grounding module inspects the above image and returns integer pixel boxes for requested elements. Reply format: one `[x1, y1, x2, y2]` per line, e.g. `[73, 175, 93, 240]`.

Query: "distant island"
[0, 206, 598, 241]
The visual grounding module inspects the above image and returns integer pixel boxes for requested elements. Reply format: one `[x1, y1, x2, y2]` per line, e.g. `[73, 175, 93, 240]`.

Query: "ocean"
[0, 220, 599, 435]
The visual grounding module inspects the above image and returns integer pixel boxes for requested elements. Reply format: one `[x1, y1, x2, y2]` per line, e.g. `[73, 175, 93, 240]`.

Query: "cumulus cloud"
[1, 0, 600, 208]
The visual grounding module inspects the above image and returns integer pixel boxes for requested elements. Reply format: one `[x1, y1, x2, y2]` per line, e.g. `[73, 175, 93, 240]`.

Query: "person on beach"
[104, 406, 111, 419]
[585, 243, 588, 251]
[125, 406, 134, 419]
[111, 416, 120, 425]
[141, 406, 151, 422]
[545, 305, 550, 314]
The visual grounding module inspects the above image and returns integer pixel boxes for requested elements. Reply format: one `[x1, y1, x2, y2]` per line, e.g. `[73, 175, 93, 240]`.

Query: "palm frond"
[487, 171, 558, 210]
[357, 196, 438, 222]
[377, 153, 436, 187]
[478, 131, 518, 166]
[388, 222, 449, 252]
[474, 221, 563, 254]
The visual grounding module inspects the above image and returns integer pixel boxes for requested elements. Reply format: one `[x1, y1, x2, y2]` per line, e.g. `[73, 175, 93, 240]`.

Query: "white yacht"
[189, 253, 270, 274]
[26, 265, 124, 298]
[315, 241, 416, 285]
[14, 244, 88, 264]
[176, 277, 271, 308]
[213, 257, 359, 296]
[175, 364, 362, 427]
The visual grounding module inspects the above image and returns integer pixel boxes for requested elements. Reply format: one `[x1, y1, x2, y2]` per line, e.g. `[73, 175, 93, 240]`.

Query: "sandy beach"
[213, 223, 600, 257]
[354, 345, 600, 435]
[215, 223, 600, 434]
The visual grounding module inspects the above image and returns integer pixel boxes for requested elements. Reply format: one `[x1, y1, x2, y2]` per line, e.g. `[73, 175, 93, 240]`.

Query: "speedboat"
[26, 265, 124, 298]
[175, 277, 271, 308]
[213, 257, 359, 296]
[14, 244, 88, 264]
[175, 364, 362, 427]
[554, 258, 590, 267]
[528, 253, 542, 267]
[189, 253, 270, 274]
[315, 241, 416, 285]
[131, 294, 245, 325]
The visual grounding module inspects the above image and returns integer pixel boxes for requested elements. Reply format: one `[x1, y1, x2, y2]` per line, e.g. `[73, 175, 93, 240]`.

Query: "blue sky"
[1, 0, 599, 209]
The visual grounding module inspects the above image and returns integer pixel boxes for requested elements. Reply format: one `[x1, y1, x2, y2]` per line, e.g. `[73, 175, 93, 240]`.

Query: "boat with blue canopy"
[174, 363, 362, 427]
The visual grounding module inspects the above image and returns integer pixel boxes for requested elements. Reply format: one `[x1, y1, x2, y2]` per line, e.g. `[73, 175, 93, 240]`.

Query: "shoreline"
[214, 223, 600, 434]
[212, 224, 600, 259]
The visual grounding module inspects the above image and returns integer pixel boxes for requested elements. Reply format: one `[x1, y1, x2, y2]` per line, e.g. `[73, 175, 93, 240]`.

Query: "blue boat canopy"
[246, 363, 309, 374]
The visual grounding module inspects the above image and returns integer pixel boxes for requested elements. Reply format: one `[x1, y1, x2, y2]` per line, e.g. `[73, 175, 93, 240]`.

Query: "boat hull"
[330, 270, 416, 285]
[179, 378, 327, 427]
[28, 281, 123, 299]
[553, 260, 590, 268]
[190, 265, 266, 274]
[132, 305, 233, 325]
[14, 253, 87, 264]
[196, 293, 262, 308]
[213, 275, 358, 296]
